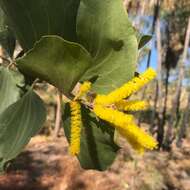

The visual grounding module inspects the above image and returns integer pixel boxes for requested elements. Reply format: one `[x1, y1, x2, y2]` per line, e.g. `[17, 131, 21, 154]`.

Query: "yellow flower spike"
[93, 104, 134, 130]
[69, 101, 82, 155]
[118, 125, 158, 150]
[116, 129, 145, 154]
[94, 68, 156, 105]
[115, 100, 148, 111]
[93, 104, 157, 152]
[75, 81, 91, 100]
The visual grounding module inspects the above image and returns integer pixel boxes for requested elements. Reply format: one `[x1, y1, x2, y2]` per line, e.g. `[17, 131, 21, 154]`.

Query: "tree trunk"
[164, 17, 190, 149]
[146, 0, 160, 69]
[139, 0, 161, 126]
[53, 90, 63, 139]
[150, 17, 163, 133]
[157, 66, 170, 148]
[176, 93, 190, 147]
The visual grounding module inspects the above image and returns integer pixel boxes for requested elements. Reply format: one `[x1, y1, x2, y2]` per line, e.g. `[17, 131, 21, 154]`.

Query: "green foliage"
[17, 36, 92, 96]
[0, 28, 16, 58]
[0, 67, 23, 114]
[0, 90, 46, 171]
[0, 0, 80, 51]
[63, 103, 119, 171]
[0, 0, 139, 171]
[0, 6, 5, 32]
[0, 5, 16, 58]
[78, 0, 138, 94]
[138, 35, 152, 49]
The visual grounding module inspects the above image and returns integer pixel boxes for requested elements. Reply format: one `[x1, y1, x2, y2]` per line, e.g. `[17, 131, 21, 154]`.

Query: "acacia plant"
[0, 0, 156, 171]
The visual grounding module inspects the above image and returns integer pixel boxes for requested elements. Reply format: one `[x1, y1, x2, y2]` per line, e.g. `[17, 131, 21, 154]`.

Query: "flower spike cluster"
[69, 68, 157, 155]
[93, 68, 158, 153]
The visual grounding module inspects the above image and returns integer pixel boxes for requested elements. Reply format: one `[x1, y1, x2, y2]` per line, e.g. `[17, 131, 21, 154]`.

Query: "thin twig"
[0, 55, 11, 64]
[31, 78, 40, 89]
[53, 90, 63, 139]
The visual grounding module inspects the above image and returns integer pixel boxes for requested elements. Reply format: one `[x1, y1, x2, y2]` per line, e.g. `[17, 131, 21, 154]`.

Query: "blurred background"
[0, 0, 190, 190]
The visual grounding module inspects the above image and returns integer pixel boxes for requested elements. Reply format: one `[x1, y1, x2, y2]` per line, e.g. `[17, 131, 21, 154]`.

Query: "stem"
[53, 90, 63, 139]
[31, 79, 39, 89]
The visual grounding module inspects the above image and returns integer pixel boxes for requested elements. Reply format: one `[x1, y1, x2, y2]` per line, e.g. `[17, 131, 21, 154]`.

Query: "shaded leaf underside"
[62, 103, 119, 171]
[0, 0, 80, 51]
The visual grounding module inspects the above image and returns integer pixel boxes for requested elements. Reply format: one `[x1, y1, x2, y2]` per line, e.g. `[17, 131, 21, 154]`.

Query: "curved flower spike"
[94, 68, 156, 105]
[118, 125, 158, 151]
[93, 104, 134, 128]
[93, 104, 158, 151]
[116, 129, 145, 154]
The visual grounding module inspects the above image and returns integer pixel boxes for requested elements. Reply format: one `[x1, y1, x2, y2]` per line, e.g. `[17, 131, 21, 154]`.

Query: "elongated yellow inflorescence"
[115, 100, 148, 111]
[118, 125, 158, 150]
[93, 104, 134, 129]
[94, 68, 156, 105]
[68, 68, 157, 155]
[93, 104, 158, 151]
[69, 101, 82, 155]
[76, 81, 91, 99]
[116, 129, 145, 153]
